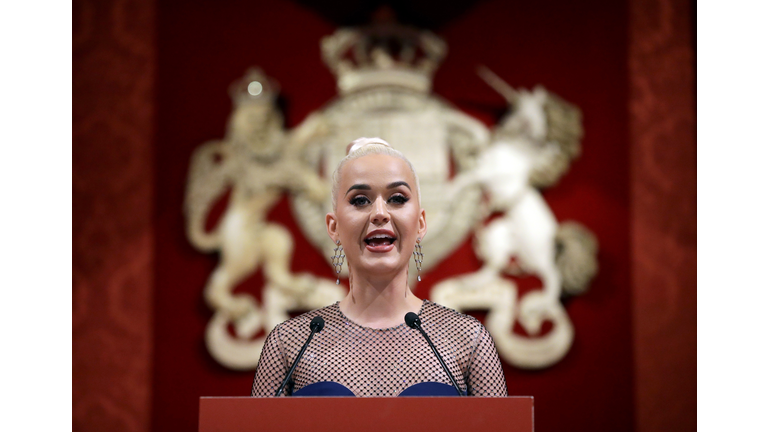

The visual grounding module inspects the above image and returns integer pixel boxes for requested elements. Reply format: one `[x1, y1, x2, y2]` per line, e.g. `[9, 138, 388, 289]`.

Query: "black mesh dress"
[251, 300, 508, 397]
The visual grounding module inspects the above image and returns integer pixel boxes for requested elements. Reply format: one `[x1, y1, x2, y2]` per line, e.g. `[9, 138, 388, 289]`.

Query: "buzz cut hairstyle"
[331, 137, 422, 210]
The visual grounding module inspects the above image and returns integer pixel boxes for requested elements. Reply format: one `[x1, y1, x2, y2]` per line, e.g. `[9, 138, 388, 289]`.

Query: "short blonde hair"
[331, 137, 421, 210]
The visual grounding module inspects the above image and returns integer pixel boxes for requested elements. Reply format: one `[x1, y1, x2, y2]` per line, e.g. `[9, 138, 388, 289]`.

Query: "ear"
[326, 212, 339, 243]
[417, 208, 427, 241]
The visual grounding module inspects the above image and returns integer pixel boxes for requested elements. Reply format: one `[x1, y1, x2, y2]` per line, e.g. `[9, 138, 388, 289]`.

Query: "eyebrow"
[345, 181, 411, 195]
[346, 184, 371, 195]
[387, 181, 411, 191]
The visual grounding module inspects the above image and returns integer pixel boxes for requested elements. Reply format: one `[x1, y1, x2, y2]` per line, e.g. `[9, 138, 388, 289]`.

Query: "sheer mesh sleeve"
[250, 324, 289, 397]
[465, 321, 508, 396]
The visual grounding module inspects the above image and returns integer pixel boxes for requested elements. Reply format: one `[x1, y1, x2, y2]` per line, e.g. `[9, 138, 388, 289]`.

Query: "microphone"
[274, 316, 325, 396]
[404, 312, 465, 396]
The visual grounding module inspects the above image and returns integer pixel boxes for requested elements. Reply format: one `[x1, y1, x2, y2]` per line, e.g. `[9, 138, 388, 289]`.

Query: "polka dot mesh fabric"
[251, 300, 508, 397]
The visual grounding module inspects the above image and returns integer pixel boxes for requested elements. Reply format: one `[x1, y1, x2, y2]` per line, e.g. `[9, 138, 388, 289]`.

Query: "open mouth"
[364, 234, 396, 246]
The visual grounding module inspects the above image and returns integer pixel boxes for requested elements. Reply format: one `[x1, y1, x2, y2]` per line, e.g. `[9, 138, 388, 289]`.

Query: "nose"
[371, 197, 390, 225]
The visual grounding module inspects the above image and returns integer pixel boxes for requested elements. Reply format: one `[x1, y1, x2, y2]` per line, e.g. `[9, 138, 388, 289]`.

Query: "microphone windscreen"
[310, 316, 325, 332]
[404, 312, 420, 329]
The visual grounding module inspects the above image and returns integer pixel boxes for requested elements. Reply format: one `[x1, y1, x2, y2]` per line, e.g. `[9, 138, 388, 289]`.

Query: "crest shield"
[291, 87, 489, 278]
[184, 23, 598, 370]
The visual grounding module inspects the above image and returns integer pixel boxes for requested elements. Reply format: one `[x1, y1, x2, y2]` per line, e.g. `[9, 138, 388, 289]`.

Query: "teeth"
[364, 233, 395, 245]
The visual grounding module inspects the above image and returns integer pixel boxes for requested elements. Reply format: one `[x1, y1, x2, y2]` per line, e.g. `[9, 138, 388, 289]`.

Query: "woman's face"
[326, 154, 426, 280]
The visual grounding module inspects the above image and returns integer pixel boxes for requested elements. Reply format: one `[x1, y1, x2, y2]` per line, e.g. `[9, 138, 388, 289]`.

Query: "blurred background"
[72, 0, 695, 431]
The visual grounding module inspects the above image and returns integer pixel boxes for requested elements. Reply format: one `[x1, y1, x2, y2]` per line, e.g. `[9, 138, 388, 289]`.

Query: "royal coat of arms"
[184, 23, 598, 370]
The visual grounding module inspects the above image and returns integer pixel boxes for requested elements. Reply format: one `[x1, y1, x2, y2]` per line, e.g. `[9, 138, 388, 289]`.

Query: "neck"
[339, 269, 423, 329]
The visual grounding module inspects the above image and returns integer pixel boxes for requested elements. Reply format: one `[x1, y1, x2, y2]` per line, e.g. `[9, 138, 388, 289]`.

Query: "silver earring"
[413, 239, 423, 281]
[332, 240, 345, 284]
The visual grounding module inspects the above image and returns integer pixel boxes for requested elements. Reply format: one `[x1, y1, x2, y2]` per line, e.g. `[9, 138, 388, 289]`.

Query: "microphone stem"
[274, 329, 317, 397]
[416, 325, 464, 396]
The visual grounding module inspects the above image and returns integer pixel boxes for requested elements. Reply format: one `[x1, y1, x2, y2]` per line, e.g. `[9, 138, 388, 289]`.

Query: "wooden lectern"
[199, 396, 533, 432]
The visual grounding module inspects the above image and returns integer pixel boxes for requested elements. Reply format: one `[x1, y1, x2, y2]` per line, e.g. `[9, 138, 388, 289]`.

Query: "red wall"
[73, 0, 696, 431]
[629, 0, 696, 430]
[73, 0, 155, 430]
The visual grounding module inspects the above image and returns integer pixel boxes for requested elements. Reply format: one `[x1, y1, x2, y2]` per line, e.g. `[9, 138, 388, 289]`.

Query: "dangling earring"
[413, 239, 423, 282]
[332, 240, 345, 284]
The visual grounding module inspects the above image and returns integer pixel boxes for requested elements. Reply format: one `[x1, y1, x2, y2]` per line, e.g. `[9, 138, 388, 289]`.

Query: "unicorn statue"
[431, 68, 598, 368]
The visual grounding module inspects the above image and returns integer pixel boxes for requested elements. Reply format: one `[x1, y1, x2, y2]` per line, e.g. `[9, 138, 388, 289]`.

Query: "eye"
[349, 196, 370, 207]
[388, 194, 409, 205]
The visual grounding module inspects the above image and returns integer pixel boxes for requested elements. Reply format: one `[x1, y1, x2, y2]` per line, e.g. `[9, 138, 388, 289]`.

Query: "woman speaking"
[251, 137, 508, 397]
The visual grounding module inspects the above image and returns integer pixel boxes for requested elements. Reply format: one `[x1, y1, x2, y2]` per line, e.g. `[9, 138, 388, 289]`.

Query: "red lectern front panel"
[200, 396, 533, 432]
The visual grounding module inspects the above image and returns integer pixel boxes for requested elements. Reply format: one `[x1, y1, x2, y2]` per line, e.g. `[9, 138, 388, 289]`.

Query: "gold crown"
[228, 68, 280, 105]
[321, 23, 447, 95]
